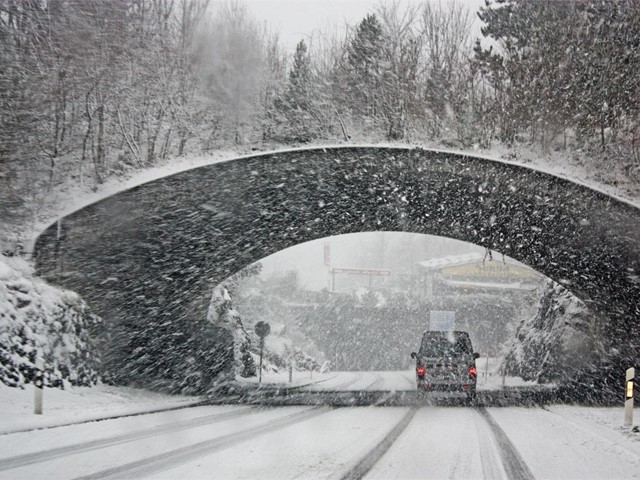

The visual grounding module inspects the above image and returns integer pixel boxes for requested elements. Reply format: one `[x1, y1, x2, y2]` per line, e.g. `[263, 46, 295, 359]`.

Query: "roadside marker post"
[34, 356, 44, 415]
[484, 355, 490, 385]
[259, 337, 264, 383]
[625, 367, 635, 427]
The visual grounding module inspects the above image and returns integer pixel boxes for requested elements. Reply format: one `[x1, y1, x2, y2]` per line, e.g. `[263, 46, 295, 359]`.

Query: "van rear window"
[419, 334, 472, 357]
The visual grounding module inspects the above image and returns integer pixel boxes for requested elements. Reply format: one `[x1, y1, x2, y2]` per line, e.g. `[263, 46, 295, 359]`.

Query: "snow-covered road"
[298, 370, 416, 391]
[242, 362, 537, 393]
[1, 402, 638, 479]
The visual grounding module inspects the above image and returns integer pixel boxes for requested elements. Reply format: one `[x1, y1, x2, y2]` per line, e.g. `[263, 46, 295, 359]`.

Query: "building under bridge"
[417, 252, 544, 297]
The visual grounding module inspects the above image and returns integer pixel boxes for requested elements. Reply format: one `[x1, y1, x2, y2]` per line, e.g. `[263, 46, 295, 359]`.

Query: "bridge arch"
[34, 147, 640, 384]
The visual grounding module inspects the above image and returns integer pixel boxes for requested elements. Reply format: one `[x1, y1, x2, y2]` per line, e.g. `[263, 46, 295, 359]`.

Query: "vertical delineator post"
[625, 367, 635, 427]
[485, 355, 490, 385]
[34, 356, 44, 415]
[258, 337, 264, 384]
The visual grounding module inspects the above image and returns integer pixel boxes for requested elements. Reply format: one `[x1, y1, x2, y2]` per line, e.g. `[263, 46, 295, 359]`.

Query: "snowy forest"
[1, 0, 639, 395]
[2, 0, 640, 241]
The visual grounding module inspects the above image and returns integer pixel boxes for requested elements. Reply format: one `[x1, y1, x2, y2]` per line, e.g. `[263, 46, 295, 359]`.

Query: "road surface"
[1, 396, 638, 479]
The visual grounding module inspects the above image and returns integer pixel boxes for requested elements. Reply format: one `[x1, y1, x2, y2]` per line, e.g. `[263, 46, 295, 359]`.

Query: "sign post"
[625, 367, 635, 427]
[254, 322, 270, 384]
[323, 243, 331, 267]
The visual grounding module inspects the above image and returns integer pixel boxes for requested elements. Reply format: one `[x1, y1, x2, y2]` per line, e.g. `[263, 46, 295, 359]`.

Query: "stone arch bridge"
[34, 147, 640, 390]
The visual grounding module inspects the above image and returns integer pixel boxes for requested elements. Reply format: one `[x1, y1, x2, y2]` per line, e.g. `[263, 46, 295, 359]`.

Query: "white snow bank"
[0, 382, 203, 434]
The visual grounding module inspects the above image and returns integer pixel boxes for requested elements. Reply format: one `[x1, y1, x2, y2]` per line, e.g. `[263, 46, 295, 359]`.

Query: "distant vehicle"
[411, 330, 480, 403]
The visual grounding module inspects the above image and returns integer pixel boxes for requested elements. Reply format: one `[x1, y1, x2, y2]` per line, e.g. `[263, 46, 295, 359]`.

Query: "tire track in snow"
[476, 407, 534, 480]
[302, 372, 362, 391]
[329, 372, 363, 391]
[339, 407, 418, 480]
[71, 406, 331, 480]
[360, 372, 385, 391]
[0, 407, 256, 472]
[473, 408, 508, 480]
[399, 371, 416, 388]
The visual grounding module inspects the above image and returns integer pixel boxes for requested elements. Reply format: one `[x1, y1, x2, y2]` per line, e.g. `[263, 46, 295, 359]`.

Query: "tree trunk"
[95, 103, 105, 184]
[147, 106, 165, 164]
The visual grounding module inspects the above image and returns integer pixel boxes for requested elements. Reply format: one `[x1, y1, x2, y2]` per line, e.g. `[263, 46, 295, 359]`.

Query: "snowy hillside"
[0, 254, 100, 388]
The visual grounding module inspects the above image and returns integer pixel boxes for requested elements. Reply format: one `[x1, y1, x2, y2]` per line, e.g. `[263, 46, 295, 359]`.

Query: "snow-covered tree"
[345, 14, 385, 121]
[198, 1, 268, 145]
[207, 286, 256, 378]
[476, 0, 640, 152]
[271, 39, 329, 142]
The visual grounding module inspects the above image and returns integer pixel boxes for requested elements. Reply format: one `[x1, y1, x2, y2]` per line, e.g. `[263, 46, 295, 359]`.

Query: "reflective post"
[258, 337, 264, 384]
[625, 367, 635, 427]
[485, 355, 490, 385]
[34, 356, 44, 415]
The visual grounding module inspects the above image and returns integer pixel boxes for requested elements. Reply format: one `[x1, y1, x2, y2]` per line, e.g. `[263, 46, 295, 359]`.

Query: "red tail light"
[416, 365, 426, 378]
[468, 365, 477, 376]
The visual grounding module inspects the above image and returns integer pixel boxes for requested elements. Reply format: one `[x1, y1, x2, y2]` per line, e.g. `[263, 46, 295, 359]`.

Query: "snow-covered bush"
[0, 254, 101, 388]
[504, 280, 604, 383]
[258, 323, 321, 373]
[226, 270, 325, 373]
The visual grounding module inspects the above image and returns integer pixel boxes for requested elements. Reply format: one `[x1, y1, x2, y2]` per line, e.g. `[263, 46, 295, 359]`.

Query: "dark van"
[411, 330, 480, 403]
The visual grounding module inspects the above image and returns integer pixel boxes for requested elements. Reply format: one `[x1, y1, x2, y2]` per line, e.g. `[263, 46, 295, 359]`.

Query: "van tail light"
[416, 364, 426, 379]
[468, 365, 477, 376]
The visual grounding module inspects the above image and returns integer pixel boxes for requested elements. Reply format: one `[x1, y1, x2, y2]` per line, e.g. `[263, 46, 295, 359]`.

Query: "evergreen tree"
[345, 14, 385, 121]
[286, 40, 313, 110]
[272, 40, 327, 142]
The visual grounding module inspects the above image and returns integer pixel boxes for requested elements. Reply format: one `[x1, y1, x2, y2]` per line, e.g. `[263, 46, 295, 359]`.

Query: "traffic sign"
[255, 321, 271, 338]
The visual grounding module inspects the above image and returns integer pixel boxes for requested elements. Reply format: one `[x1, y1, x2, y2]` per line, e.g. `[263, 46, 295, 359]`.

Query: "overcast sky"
[212, 0, 487, 52]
